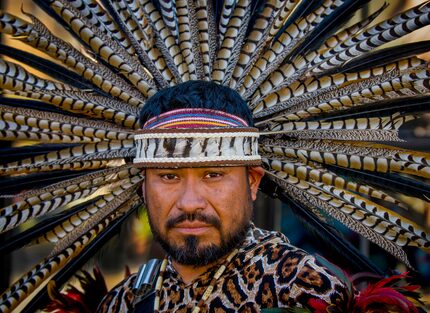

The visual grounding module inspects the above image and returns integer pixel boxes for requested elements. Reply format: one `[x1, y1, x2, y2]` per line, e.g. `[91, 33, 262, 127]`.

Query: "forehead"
[144, 166, 247, 175]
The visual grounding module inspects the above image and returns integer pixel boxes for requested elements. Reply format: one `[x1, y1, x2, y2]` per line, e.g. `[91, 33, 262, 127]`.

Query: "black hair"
[139, 80, 254, 126]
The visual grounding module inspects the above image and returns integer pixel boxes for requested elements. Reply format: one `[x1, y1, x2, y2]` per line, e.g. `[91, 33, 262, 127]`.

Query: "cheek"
[211, 186, 250, 224]
[145, 185, 169, 222]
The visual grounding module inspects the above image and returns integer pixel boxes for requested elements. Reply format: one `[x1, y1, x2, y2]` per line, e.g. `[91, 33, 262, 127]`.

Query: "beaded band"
[143, 108, 249, 129]
[133, 109, 261, 168]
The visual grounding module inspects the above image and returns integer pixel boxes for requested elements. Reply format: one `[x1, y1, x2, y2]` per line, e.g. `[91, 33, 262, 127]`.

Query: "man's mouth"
[166, 212, 221, 230]
[173, 221, 213, 235]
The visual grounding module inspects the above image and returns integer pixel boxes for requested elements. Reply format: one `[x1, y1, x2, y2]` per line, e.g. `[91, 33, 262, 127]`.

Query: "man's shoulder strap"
[131, 259, 162, 313]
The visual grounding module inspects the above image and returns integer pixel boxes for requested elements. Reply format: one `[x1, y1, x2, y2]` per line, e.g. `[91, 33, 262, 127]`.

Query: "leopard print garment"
[97, 225, 346, 312]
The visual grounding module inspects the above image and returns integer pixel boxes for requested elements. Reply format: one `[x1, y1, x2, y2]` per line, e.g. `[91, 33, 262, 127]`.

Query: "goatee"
[154, 222, 250, 266]
[149, 210, 251, 266]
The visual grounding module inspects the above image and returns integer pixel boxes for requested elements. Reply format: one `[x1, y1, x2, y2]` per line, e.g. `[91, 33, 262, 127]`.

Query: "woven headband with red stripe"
[143, 108, 249, 129]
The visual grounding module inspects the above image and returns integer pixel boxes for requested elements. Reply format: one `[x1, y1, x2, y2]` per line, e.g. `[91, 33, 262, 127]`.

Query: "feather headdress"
[0, 0, 429, 312]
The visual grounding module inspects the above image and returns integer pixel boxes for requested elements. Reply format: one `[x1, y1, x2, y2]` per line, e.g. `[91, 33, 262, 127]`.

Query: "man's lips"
[173, 221, 213, 235]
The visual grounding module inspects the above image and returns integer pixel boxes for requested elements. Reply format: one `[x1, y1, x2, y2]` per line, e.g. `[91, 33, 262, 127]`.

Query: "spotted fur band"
[134, 109, 260, 167]
[133, 128, 261, 168]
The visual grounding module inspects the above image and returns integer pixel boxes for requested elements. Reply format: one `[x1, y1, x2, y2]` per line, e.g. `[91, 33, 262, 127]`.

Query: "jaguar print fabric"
[97, 224, 346, 312]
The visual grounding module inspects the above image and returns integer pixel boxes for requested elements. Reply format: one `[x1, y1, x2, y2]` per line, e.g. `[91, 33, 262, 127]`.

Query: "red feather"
[307, 298, 330, 313]
[352, 273, 421, 313]
[44, 266, 129, 313]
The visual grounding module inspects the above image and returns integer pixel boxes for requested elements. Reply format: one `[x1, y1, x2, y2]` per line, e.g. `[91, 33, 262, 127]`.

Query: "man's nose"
[176, 177, 206, 213]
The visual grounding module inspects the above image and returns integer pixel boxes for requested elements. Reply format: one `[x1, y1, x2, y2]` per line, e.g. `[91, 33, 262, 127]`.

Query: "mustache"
[166, 212, 221, 229]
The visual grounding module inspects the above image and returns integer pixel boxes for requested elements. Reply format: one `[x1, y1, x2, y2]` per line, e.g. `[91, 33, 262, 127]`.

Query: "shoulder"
[259, 234, 345, 290]
[96, 273, 137, 313]
[270, 241, 347, 306]
[245, 229, 347, 304]
[279, 254, 347, 307]
[245, 227, 309, 268]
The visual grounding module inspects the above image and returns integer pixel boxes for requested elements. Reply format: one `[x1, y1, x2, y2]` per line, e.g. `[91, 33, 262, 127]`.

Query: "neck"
[171, 261, 215, 284]
[171, 247, 239, 284]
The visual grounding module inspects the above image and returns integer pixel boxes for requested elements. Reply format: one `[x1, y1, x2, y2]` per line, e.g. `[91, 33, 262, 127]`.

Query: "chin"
[176, 236, 221, 250]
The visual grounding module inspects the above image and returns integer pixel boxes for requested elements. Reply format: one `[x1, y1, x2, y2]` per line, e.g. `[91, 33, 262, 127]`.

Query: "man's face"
[143, 166, 264, 266]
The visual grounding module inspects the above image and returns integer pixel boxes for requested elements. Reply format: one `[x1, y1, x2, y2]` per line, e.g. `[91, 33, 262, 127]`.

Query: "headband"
[133, 108, 261, 168]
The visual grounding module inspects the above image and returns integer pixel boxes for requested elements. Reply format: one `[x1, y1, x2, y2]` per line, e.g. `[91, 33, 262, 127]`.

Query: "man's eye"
[204, 172, 222, 179]
[160, 173, 178, 180]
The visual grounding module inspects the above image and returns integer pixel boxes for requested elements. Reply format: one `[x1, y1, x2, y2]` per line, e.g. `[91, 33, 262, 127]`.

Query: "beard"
[155, 220, 250, 266]
[147, 191, 253, 266]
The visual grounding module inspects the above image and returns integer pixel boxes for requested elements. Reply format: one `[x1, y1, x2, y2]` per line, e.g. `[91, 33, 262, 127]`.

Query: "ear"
[247, 166, 264, 201]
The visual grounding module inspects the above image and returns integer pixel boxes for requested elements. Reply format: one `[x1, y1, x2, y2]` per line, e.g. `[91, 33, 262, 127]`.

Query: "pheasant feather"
[158, 0, 178, 42]
[0, 210, 121, 313]
[0, 104, 133, 142]
[262, 157, 406, 209]
[267, 170, 412, 266]
[0, 167, 138, 222]
[311, 1, 430, 73]
[230, 0, 284, 89]
[212, 0, 251, 84]
[0, 140, 135, 176]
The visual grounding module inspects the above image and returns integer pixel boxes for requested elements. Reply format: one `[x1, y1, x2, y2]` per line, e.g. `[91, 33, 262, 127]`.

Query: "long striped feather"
[0, 104, 133, 142]
[246, 5, 404, 105]
[0, 209, 123, 313]
[0, 14, 144, 106]
[140, 0, 190, 82]
[0, 166, 138, 222]
[0, 140, 134, 176]
[0, 198, 100, 255]
[249, 1, 430, 105]
[262, 157, 406, 209]
[22, 166, 138, 197]
[239, 0, 346, 98]
[262, 114, 416, 142]
[325, 164, 430, 203]
[264, 158, 430, 249]
[48, 187, 140, 256]
[230, 0, 284, 89]
[36, 192, 140, 246]
[313, 181, 430, 248]
[21, 203, 138, 313]
[66, 0, 136, 55]
[266, 0, 301, 45]
[310, 1, 430, 74]
[0, 44, 94, 92]
[98, 0, 170, 88]
[259, 176, 384, 275]
[126, 0, 177, 86]
[1, 91, 138, 129]
[317, 2, 389, 53]
[0, 185, 99, 233]
[261, 139, 430, 179]
[253, 58, 428, 119]
[45, 0, 157, 97]
[218, 0, 237, 45]
[266, 170, 412, 266]
[176, 0, 198, 80]
[158, 0, 179, 42]
[212, 0, 251, 84]
[195, 0, 216, 80]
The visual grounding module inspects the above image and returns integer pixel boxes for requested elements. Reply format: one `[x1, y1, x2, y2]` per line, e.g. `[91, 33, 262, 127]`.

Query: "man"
[97, 81, 346, 312]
